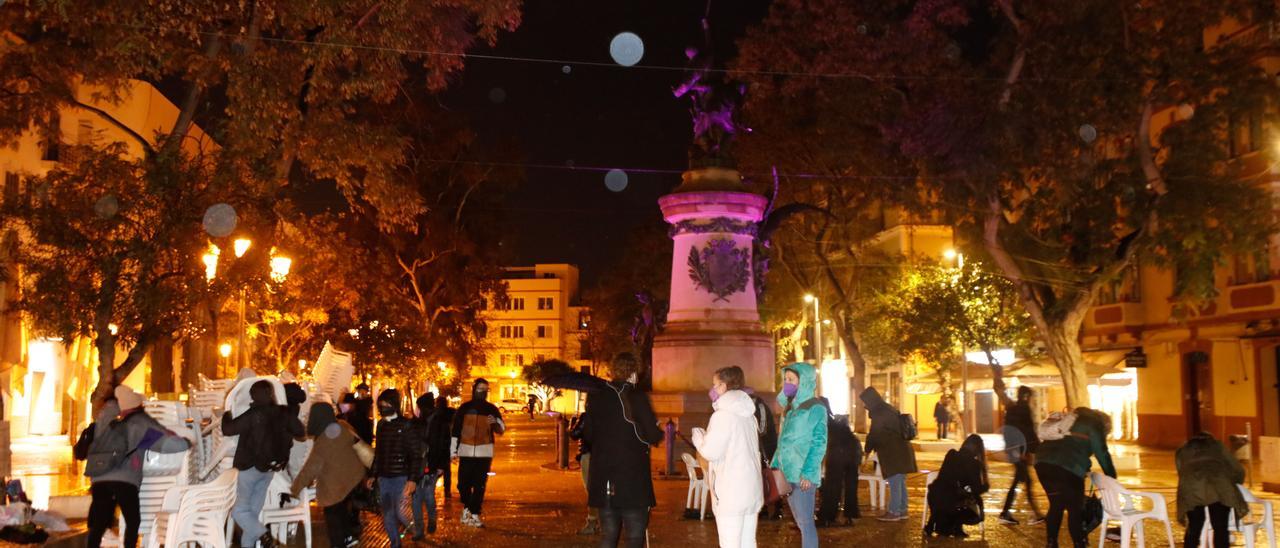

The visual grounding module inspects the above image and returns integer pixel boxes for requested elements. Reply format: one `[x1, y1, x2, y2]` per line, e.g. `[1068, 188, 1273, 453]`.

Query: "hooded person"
[772, 363, 827, 548]
[85, 386, 191, 548]
[291, 402, 366, 548]
[692, 366, 764, 548]
[862, 386, 918, 521]
[368, 388, 421, 548]
[818, 413, 862, 527]
[450, 379, 505, 527]
[410, 392, 441, 539]
[1176, 432, 1247, 548]
[925, 434, 989, 538]
[222, 380, 305, 548]
[339, 392, 373, 444]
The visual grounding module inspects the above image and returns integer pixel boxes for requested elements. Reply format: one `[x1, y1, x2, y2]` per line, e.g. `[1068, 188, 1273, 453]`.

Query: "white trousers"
[714, 512, 758, 548]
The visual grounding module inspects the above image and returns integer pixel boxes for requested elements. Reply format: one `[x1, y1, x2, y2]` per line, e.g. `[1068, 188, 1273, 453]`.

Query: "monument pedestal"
[649, 168, 776, 471]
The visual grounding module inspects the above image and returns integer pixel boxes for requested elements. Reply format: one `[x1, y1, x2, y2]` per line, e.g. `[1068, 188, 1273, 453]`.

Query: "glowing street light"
[944, 248, 965, 268]
[233, 238, 252, 258]
[269, 255, 292, 283]
[202, 244, 220, 281]
[219, 343, 233, 358]
[803, 294, 821, 363]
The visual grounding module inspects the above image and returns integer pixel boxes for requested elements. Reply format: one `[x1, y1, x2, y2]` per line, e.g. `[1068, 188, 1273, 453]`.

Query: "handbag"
[768, 468, 792, 502]
[353, 440, 375, 469]
[1081, 488, 1104, 533]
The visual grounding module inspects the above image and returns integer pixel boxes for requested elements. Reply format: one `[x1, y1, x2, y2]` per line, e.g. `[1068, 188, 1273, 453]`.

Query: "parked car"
[497, 398, 526, 414]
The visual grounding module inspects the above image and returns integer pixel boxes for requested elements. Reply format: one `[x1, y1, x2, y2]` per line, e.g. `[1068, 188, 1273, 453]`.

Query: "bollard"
[664, 419, 676, 477]
[558, 414, 571, 469]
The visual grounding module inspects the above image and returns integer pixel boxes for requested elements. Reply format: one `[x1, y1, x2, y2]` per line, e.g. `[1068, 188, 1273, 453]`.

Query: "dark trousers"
[818, 458, 860, 521]
[458, 457, 493, 515]
[322, 491, 358, 548]
[1003, 459, 1042, 516]
[1036, 463, 1086, 547]
[598, 506, 649, 548]
[937, 420, 949, 440]
[88, 481, 140, 548]
[1184, 503, 1231, 548]
[444, 462, 453, 498]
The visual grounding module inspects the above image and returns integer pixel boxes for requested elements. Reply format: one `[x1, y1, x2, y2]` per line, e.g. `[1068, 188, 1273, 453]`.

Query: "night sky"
[445, 0, 771, 285]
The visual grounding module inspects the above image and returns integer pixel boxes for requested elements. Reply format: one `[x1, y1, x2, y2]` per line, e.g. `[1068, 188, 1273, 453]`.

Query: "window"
[578, 311, 590, 329]
[537, 325, 551, 338]
[535, 354, 547, 363]
[507, 298, 525, 311]
[499, 325, 525, 338]
[1229, 109, 1265, 157]
[499, 354, 525, 367]
[537, 297, 554, 310]
[40, 114, 61, 162]
[3, 173, 18, 206]
[1231, 244, 1272, 285]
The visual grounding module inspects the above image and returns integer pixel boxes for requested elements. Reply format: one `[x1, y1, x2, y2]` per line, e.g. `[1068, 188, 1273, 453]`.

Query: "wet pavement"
[16, 419, 1280, 547]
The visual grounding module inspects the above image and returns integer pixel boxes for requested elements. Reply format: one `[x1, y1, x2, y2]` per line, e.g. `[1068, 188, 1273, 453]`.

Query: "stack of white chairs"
[144, 467, 239, 548]
[311, 342, 354, 403]
[1200, 484, 1277, 548]
[260, 472, 315, 547]
[1090, 472, 1175, 548]
[681, 452, 709, 520]
[198, 374, 236, 394]
[188, 388, 226, 422]
[859, 454, 888, 510]
[100, 450, 191, 548]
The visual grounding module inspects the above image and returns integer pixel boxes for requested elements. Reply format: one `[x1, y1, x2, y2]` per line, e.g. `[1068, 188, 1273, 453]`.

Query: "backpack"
[263, 407, 294, 471]
[899, 413, 918, 440]
[1037, 411, 1077, 441]
[73, 425, 95, 461]
[83, 416, 137, 477]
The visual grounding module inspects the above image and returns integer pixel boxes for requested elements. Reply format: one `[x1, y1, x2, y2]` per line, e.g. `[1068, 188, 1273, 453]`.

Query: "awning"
[904, 350, 1130, 392]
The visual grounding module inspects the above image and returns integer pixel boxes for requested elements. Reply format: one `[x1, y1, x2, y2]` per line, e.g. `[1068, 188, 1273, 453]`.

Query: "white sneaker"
[462, 508, 472, 523]
[469, 513, 484, 528]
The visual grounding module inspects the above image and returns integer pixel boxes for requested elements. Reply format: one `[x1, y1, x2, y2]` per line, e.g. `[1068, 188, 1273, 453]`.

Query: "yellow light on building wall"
[269, 256, 292, 283]
[219, 343, 233, 358]
[509, 370, 518, 379]
[233, 238, 252, 258]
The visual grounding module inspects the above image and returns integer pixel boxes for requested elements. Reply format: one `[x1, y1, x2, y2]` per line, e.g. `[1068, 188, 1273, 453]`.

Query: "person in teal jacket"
[770, 363, 827, 548]
[1034, 407, 1116, 548]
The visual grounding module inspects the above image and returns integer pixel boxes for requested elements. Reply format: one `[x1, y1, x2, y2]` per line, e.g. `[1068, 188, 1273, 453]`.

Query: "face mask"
[708, 387, 721, 403]
[782, 382, 799, 398]
[378, 405, 395, 417]
[475, 389, 488, 401]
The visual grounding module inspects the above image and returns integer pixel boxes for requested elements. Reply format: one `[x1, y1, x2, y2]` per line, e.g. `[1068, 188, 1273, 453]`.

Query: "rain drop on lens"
[1078, 124, 1097, 144]
[94, 195, 119, 219]
[489, 87, 506, 104]
[605, 169, 628, 192]
[561, 65, 572, 74]
[609, 32, 645, 66]
[202, 203, 238, 238]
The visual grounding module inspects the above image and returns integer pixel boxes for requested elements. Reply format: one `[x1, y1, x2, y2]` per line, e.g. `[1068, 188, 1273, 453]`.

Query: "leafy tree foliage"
[521, 358, 577, 408]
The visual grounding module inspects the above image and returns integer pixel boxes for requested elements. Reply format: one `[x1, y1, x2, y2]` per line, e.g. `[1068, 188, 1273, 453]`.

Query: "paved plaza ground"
[15, 418, 1280, 547]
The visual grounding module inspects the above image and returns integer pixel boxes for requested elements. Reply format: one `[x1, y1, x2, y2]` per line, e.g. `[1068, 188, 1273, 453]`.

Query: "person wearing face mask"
[222, 380, 305, 548]
[366, 389, 422, 548]
[583, 352, 664, 548]
[450, 378, 505, 528]
[772, 363, 828, 548]
[692, 366, 763, 548]
[340, 392, 374, 444]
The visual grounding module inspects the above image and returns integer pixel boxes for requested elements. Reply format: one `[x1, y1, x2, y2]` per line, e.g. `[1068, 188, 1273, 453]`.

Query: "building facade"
[465, 264, 592, 413]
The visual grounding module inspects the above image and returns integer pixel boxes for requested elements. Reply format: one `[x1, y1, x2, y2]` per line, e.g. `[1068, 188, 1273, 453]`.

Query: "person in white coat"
[692, 366, 765, 548]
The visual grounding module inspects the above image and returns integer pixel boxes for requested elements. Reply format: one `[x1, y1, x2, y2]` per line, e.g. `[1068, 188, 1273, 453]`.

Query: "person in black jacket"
[339, 393, 374, 444]
[410, 393, 439, 539]
[925, 434, 989, 538]
[583, 352, 663, 548]
[222, 380, 305, 548]
[366, 389, 422, 548]
[433, 395, 455, 499]
[818, 413, 862, 527]
[748, 390, 782, 520]
[570, 412, 599, 535]
[999, 386, 1044, 525]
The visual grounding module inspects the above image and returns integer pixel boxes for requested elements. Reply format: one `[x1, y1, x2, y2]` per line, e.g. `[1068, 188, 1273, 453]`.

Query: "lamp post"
[804, 294, 821, 365]
[944, 248, 971, 433]
[233, 239, 251, 372]
[204, 238, 292, 376]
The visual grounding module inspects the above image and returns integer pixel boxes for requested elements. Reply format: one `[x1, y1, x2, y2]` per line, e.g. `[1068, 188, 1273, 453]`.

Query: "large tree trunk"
[1044, 320, 1089, 409]
[832, 309, 869, 432]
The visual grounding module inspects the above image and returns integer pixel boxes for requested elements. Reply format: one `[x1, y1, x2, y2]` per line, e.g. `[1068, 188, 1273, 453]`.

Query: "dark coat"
[344, 399, 375, 444]
[1175, 433, 1248, 523]
[927, 446, 989, 533]
[583, 380, 663, 509]
[221, 381, 305, 472]
[826, 415, 862, 472]
[421, 408, 453, 474]
[751, 394, 779, 462]
[372, 416, 423, 480]
[1005, 400, 1039, 454]
[933, 401, 951, 423]
[861, 387, 918, 477]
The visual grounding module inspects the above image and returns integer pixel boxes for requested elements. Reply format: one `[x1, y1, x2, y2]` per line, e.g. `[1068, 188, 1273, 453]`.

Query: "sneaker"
[469, 513, 484, 528]
[1027, 515, 1046, 526]
[462, 508, 472, 524]
[428, 519, 437, 534]
[998, 512, 1020, 525]
[877, 512, 902, 522]
[578, 519, 600, 535]
[344, 537, 359, 548]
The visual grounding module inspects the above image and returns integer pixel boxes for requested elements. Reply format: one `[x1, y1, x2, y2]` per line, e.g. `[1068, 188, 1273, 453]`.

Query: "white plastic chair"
[1200, 484, 1277, 548]
[99, 450, 191, 548]
[681, 452, 709, 520]
[859, 454, 888, 510]
[145, 468, 239, 548]
[1090, 472, 1175, 548]
[921, 470, 985, 539]
[259, 470, 314, 547]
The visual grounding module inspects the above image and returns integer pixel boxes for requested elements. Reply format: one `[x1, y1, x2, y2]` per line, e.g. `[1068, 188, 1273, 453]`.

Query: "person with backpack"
[451, 379, 506, 528]
[1034, 407, 1117, 548]
[1176, 432, 1248, 548]
[924, 434, 989, 538]
[290, 402, 366, 548]
[817, 414, 862, 527]
[772, 363, 828, 548]
[583, 352, 664, 548]
[432, 394, 456, 499]
[691, 366, 763, 548]
[367, 388, 422, 548]
[999, 386, 1044, 525]
[222, 380, 306, 548]
[746, 387, 781, 521]
[861, 386, 918, 522]
[411, 392, 448, 539]
[83, 386, 191, 548]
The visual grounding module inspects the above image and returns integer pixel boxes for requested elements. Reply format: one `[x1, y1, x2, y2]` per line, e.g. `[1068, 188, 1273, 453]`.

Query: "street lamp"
[269, 255, 292, 283]
[202, 244, 220, 281]
[944, 248, 965, 269]
[233, 238, 251, 258]
[803, 294, 821, 365]
[218, 342, 233, 378]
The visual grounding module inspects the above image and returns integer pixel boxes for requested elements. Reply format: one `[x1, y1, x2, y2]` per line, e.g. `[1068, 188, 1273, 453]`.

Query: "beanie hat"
[114, 385, 144, 411]
[376, 388, 401, 409]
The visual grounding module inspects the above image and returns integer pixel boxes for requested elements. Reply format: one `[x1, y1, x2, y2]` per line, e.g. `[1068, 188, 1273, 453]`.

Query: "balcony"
[1224, 279, 1280, 315]
[1085, 302, 1145, 331]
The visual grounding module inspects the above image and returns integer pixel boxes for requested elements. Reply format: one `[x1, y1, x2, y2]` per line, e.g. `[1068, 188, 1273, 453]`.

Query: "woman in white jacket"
[692, 366, 764, 548]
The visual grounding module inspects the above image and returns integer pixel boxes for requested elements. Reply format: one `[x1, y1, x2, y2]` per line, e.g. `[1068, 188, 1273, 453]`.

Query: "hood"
[778, 362, 818, 408]
[284, 383, 306, 406]
[859, 386, 886, 412]
[471, 379, 490, 399]
[249, 380, 277, 406]
[713, 389, 756, 417]
[307, 402, 337, 437]
[377, 388, 401, 409]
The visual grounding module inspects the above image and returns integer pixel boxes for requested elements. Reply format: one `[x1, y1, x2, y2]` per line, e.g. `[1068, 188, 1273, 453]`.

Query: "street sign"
[1124, 349, 1147, 368]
